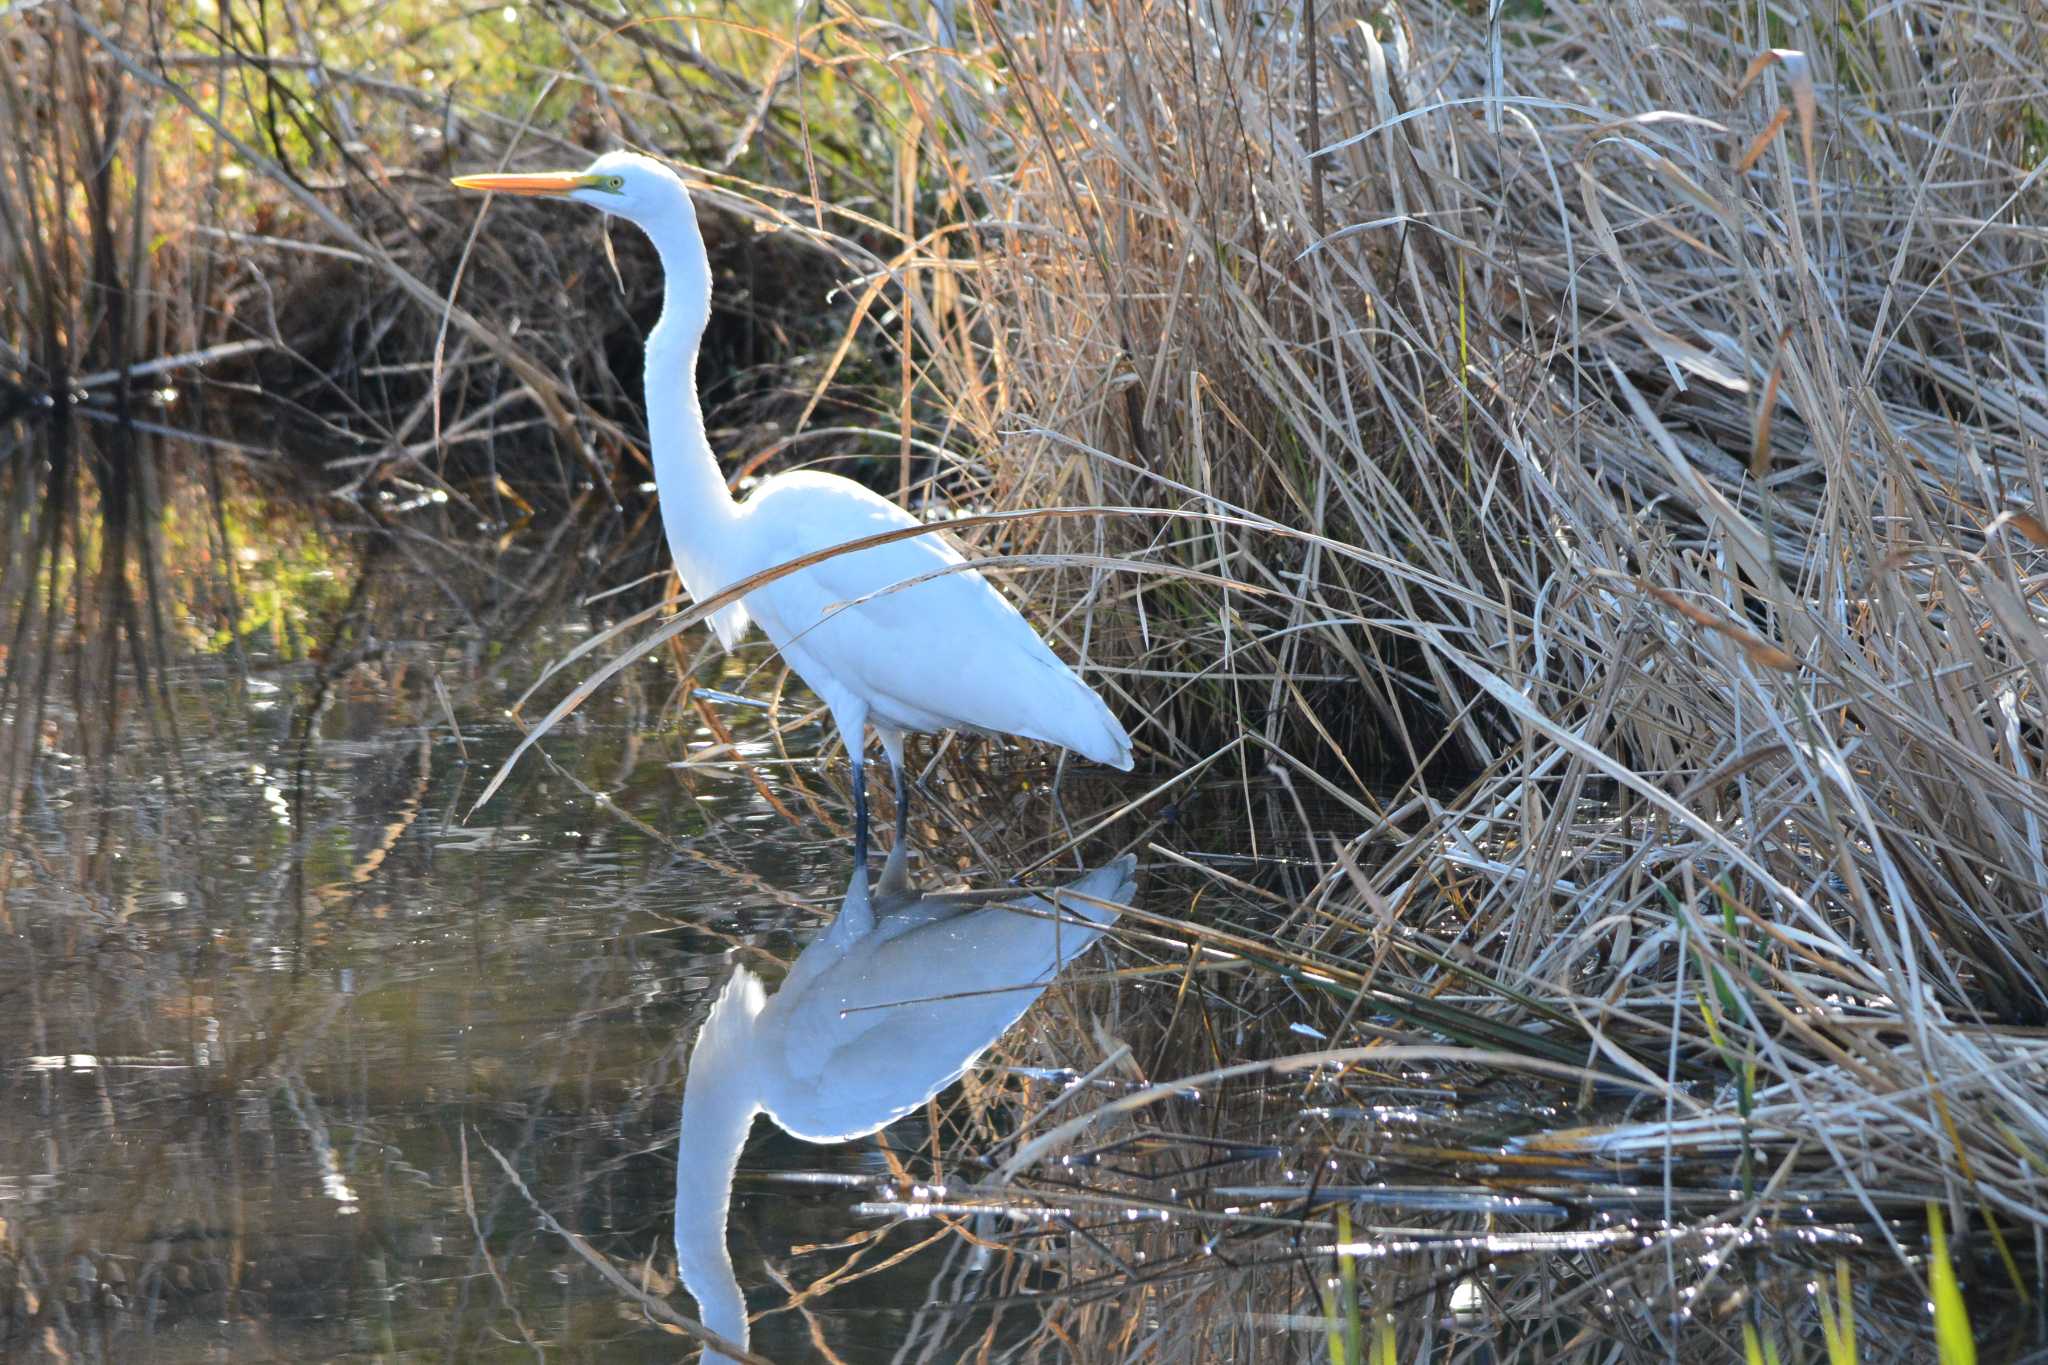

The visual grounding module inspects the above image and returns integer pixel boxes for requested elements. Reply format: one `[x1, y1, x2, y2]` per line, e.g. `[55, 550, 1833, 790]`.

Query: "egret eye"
[605, 175, 624, 191]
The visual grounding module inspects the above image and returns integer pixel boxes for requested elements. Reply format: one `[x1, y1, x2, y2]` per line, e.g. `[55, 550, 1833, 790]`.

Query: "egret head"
[451, 149, 690, 227]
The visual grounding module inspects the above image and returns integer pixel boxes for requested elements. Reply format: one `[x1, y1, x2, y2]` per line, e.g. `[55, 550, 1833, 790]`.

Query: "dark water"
[0, 539, 1151, 1361]
[2, 517, 1962, 1363]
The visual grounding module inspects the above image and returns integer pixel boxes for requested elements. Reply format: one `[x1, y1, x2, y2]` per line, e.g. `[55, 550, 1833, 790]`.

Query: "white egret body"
[674, 857, 1136, 1362]
[453, 154, 1133, 868]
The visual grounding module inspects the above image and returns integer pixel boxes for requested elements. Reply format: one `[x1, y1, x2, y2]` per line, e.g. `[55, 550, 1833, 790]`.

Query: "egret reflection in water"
[673, 856, 1137, 1361]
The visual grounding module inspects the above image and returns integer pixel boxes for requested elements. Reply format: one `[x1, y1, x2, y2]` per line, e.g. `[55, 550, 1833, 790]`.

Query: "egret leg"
[876, 729, 911, 901]
[849, 756, 870, 873]
[827, 696, 873, 878]
[877, 728, 910, 851]
[893, 758, 909, 847]
[875, 757, 912, 903]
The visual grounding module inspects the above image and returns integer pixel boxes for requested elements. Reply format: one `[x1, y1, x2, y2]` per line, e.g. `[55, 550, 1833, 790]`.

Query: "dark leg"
[876, 753, 912, 901]
[850, 757, 870, 873]
[892, 757, 909, 850]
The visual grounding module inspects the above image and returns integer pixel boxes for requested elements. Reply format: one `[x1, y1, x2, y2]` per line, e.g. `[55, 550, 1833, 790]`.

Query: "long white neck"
[636, 196, 739, 604]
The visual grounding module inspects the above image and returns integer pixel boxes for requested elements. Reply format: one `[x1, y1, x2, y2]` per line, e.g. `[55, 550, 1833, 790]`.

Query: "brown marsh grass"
[759, 0, 2048, 1355]
[878, 0, 2048, 1355]
[13, 0, 2048, 1358]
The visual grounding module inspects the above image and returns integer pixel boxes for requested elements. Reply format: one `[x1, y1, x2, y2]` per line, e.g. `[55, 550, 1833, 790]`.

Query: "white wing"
[734, 473, 1130, 766]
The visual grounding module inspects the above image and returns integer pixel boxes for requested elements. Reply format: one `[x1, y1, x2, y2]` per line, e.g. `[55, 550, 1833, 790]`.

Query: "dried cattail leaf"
[1751, 327, 1793, 482]
[1737, 637, 1800, 673]
[2007, 510, 2048, 549]
[1638, 581, 1797, 672]
[1737, 106, 1792, 173]
[1735, 48, 1821, 220]
[1641, 581, 1723, 631]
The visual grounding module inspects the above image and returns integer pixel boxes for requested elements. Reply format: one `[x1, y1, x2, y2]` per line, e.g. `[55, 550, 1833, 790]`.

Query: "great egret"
[452, 152, 1133, 871]
[673, 856, 1135, 1362]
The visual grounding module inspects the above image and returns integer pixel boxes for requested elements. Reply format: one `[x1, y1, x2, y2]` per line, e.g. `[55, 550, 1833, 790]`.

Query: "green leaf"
[1927, 1203, 1977, 1365]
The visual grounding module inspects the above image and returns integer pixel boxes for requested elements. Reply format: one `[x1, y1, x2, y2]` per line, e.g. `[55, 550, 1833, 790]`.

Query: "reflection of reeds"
[0, 2, 181, 888]
[0, 542, 736, 1357]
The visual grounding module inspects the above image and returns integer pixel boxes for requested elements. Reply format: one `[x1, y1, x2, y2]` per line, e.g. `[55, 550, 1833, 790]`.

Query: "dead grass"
[817, 0, 2048, 1355]
[16, 0, 2048, 1357]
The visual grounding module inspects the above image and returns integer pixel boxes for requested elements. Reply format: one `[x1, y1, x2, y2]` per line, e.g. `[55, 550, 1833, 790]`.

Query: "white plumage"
[723, 472, 1131, 763]
[455, 151, 1132, 869]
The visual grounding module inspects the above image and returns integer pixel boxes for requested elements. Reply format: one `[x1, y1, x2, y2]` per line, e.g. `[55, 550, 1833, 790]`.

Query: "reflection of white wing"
[733, 474, 1131, 766]
[769, 858, 1135, 1141]
[673, 858, 1136, 1362]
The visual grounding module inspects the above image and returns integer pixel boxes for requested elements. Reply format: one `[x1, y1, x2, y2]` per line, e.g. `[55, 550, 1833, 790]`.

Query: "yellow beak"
[450, 171, 593, 196]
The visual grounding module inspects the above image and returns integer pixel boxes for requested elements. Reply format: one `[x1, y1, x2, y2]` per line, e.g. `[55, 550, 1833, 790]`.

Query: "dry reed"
[834, 0, 2048, 1355]
[14, 0, 2048, 1357]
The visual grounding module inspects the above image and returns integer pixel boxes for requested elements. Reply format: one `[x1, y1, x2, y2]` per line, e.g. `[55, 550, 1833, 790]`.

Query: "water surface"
[2, 524, 1941, 1362]
[0, 536, 1139, 1360]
